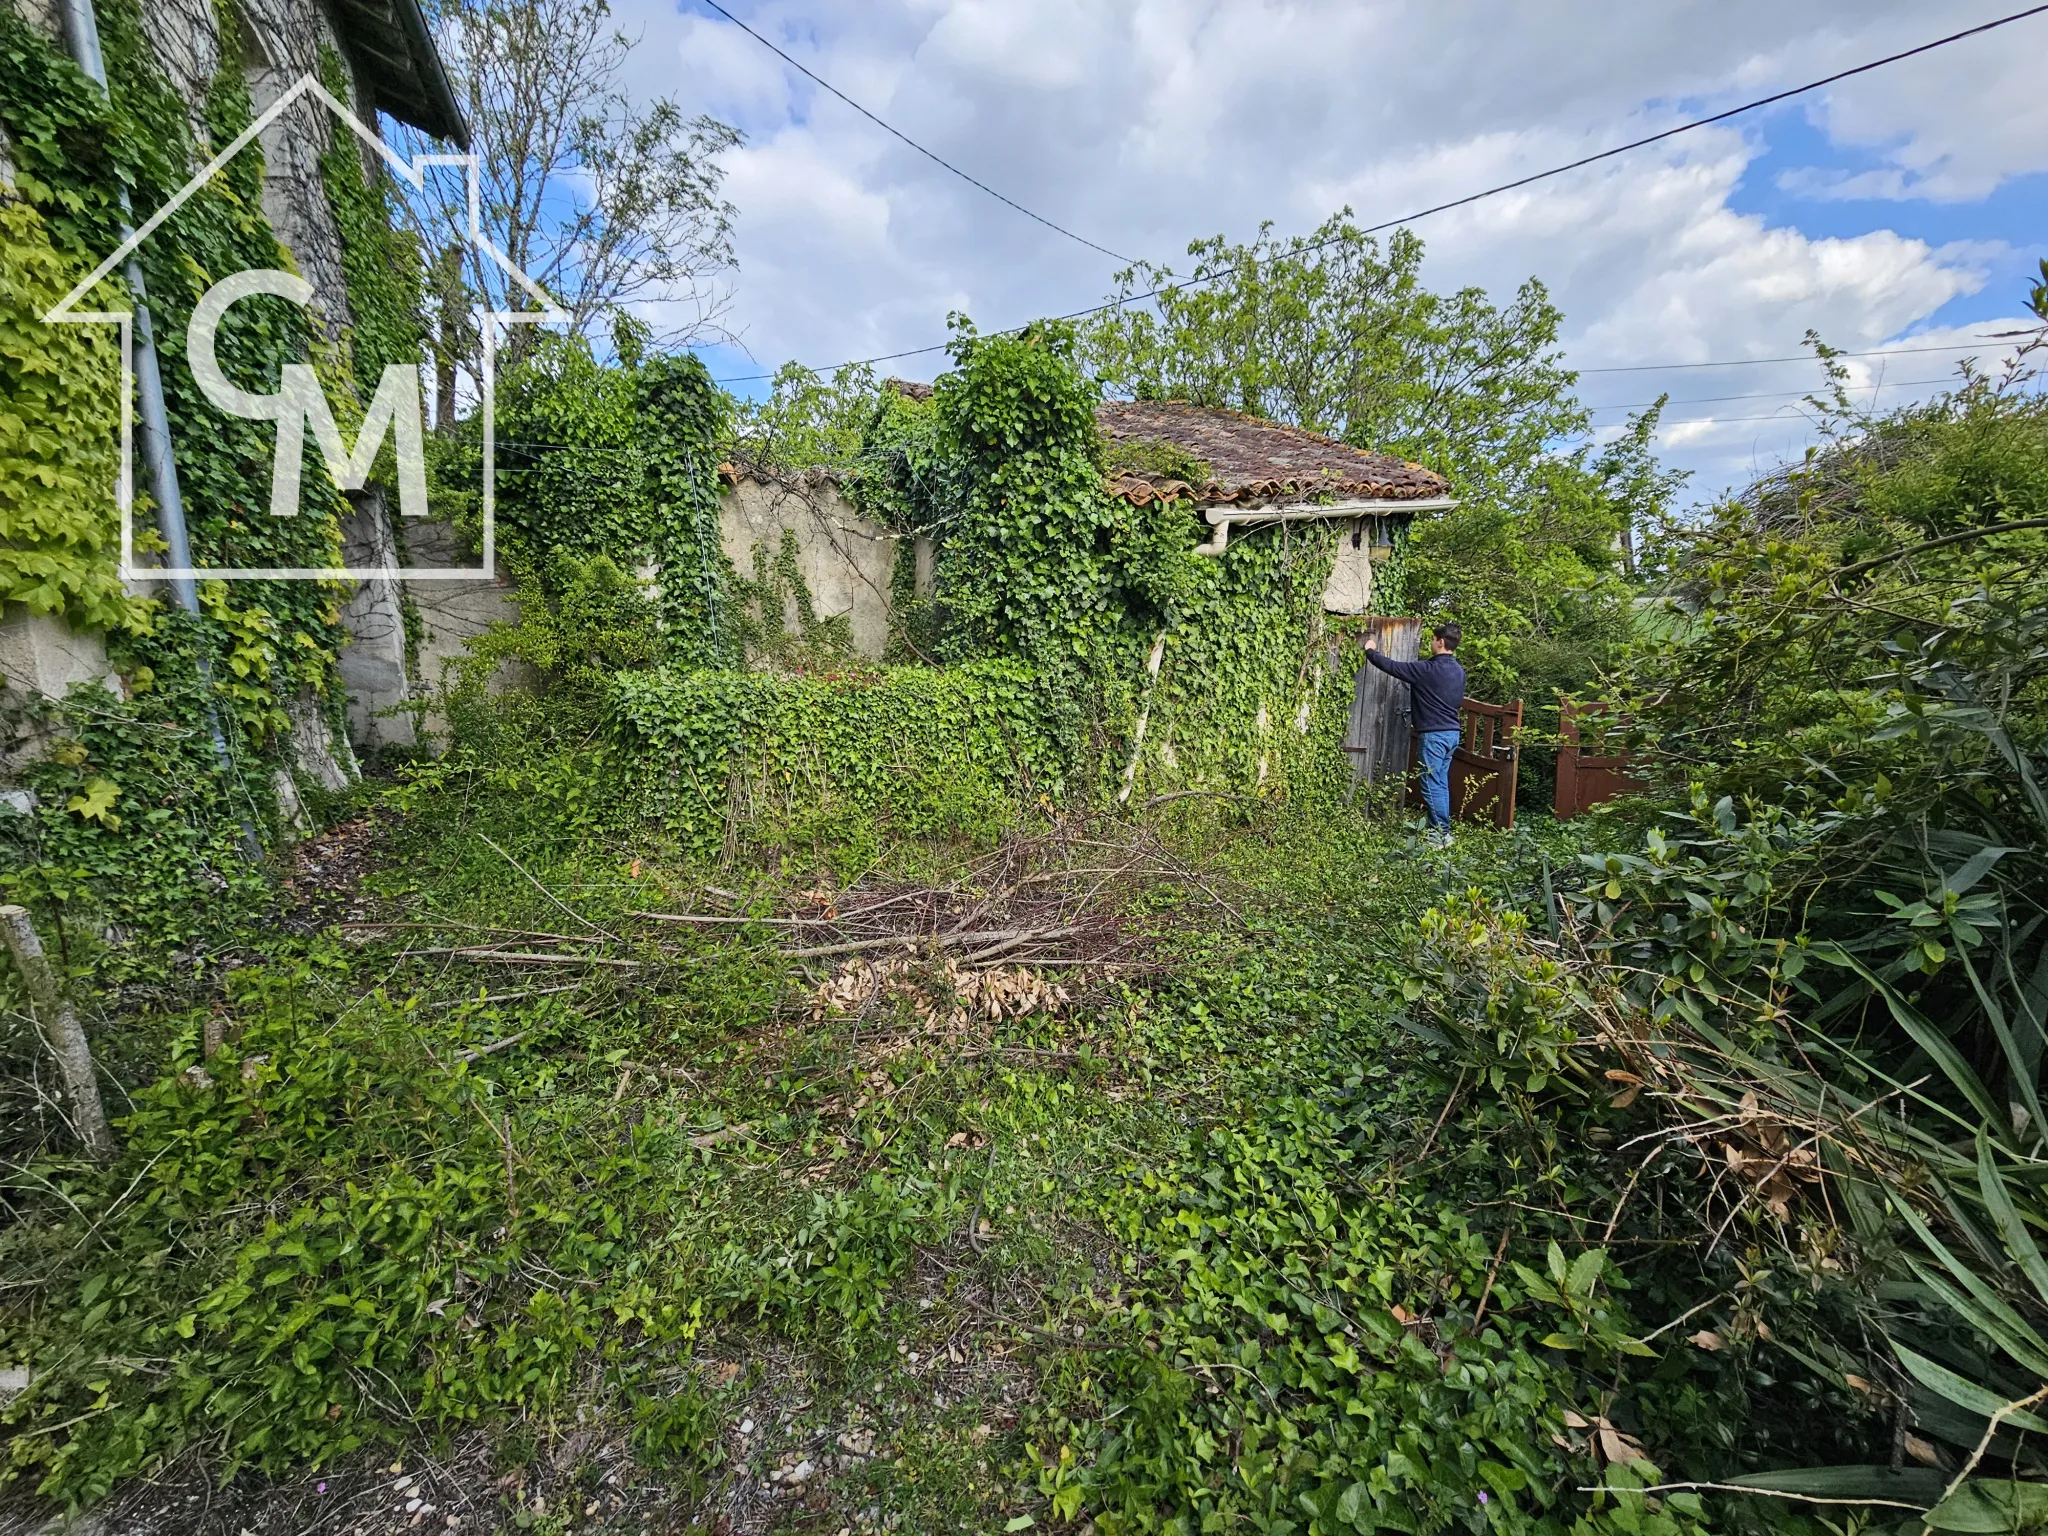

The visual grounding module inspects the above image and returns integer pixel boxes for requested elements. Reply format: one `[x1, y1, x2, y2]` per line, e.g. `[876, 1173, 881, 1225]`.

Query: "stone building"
[0, 0, 466, 762]
[1094, 400, 1455, 612]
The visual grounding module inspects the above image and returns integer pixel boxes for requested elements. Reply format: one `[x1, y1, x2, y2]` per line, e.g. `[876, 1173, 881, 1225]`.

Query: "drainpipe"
[58, 0, 260, 854]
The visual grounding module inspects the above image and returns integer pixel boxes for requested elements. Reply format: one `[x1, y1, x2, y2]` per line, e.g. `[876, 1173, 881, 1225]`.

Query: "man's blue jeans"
[1419, 729, 1459, 831]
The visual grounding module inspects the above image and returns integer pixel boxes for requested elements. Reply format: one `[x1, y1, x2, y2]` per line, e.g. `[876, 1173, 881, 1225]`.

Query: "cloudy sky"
[619, 0, 2047, 503]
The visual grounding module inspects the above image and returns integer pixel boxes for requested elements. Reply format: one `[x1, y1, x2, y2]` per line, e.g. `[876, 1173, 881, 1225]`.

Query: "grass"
[0, 781, 1638, 1535]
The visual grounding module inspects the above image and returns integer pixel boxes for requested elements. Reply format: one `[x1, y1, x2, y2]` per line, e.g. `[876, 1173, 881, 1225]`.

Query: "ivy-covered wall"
[839, 322, 1361, 813]
[611, 660, 1075, 863]
[0, 0, 427, 958]
[482, 337, 736, 664]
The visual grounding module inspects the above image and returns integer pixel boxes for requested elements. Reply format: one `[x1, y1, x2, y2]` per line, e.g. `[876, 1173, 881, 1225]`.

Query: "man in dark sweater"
[1364, 622, 1466, 839]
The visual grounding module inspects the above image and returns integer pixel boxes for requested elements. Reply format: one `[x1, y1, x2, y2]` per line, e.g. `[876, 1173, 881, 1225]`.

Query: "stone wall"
[719, 472, 898, 660]
[0, 0, 415, 777]
[403, 519, 529, 739]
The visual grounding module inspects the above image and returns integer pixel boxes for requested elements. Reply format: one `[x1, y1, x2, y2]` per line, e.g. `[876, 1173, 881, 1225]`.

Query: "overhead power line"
[1660, 392, 2044, 431]
[705, 3, 2048, 388]
[1578, 339, 2020, 374]
[1589, 372, 1983, 411]
[694, 0, 1137, 265]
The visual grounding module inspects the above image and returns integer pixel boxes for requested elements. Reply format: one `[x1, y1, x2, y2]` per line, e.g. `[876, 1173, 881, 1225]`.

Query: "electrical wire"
[1641, 383, 2045, 432]
[1578, 339, 2020, 374]
[704, 3, 2048, 386]
[694, 0, 1136, 265]
[1587, 374, 1967, 411]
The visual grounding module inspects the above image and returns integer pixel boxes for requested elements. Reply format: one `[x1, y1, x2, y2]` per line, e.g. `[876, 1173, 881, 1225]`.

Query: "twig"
[632, 911, 833, 927]
[1576, 1482, 1929, 1510]
[621, 1058, 698, 1084]
[1601, 1142, 1666, 1244]
[479, 833, 622, 944]
[1470, 1226, 1513, 1333]
[1832, 517, 2048, 579]
[458, 1029, 533, 1064]
[1415, 1069, 1467, 1166]
[424, 983, 587, 1011]
[1637, 1292, 1733, 1345]
[1141, 789, 1252, 809]
[399, 948, 645, 969]
[343, 920, 598, 945]
[563, 1051, 698, 1084]
[1935, 1383, 2048, 1509]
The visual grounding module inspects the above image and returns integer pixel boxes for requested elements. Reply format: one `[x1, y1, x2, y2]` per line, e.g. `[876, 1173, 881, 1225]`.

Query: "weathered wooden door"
[1342, 617, 1421, 802]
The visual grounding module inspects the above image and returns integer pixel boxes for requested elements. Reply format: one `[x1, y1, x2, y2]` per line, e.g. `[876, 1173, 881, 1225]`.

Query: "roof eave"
[334, 0, 470, 147]
[389, 0, 468, 146]
[1200, 495, 1456, 524]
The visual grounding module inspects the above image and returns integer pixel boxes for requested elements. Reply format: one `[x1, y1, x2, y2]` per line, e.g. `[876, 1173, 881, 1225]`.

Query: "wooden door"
[1342, 617, 1421, 802]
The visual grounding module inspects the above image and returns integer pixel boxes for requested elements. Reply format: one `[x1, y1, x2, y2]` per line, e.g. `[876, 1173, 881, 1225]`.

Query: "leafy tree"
[726, 362, 887, 474]
[1082, 215, 1586, 517]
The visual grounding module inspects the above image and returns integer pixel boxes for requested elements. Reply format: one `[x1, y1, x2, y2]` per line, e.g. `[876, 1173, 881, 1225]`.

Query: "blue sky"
[608, 0, 2046, 503]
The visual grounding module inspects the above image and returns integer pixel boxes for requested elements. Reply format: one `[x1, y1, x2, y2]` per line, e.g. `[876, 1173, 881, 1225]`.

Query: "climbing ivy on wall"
[0, 198, 134, 632]
[0, 0, 424, 962]
[1138, 522, 1351, 804]
[0, 0, 352, 731]
[1372, 521, 1410, 617]
[923, 320, 1192, 677]
[611, 660, 1072, 864]
[488, 337, 735, 666]
[837, 319, 1353, 806]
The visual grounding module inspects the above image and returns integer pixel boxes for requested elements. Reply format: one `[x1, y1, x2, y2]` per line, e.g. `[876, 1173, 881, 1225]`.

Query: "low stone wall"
[2, 477, 903, 770]
[401, 519, 530, 742]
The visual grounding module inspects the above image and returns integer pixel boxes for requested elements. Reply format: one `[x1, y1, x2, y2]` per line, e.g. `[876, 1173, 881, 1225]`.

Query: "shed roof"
[1096, 400, 1448, 508]
[332, 0, 469, 147]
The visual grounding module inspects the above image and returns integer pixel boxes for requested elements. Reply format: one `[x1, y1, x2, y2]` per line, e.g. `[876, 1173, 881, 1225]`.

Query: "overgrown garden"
[4, 3, 2048, 1523]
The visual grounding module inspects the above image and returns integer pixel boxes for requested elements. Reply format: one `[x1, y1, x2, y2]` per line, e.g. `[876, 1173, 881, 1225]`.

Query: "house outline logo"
[42, 73, 567, 582]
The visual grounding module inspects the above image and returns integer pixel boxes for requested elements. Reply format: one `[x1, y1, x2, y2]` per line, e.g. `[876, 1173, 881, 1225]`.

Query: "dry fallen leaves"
[811, 954, 1071, 1036]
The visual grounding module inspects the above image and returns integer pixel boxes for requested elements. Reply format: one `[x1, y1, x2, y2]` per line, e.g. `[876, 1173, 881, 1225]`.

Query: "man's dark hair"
[1434, 622, 1462, 652]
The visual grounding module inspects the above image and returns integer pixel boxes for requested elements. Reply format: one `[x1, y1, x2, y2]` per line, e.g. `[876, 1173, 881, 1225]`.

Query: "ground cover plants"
[3, 756, 1660, 1534]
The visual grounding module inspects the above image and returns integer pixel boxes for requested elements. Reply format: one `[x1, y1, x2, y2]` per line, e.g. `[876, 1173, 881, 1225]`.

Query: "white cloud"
[589, 0, 2048, 498]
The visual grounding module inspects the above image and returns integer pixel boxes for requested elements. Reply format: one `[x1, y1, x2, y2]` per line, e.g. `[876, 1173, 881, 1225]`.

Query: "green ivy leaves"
[0, 200, 135, 631]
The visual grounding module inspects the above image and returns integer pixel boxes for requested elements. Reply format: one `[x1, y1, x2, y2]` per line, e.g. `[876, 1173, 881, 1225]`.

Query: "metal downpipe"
[57, 0, 260, 853]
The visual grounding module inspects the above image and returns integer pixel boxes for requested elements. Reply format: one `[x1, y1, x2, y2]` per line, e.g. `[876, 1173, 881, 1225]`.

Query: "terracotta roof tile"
[1095, 400, 1449, 506]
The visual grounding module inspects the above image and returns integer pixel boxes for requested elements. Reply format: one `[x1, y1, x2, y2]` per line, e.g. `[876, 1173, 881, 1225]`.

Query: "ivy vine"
[0, 0, 392, 963]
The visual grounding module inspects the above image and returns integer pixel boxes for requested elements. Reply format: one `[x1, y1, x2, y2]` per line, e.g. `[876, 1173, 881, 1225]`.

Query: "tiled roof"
[1096, 400, 1449, 507]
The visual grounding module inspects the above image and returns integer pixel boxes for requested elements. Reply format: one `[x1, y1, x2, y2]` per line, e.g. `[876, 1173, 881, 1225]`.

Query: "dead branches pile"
[344, 817, 1222, 1000]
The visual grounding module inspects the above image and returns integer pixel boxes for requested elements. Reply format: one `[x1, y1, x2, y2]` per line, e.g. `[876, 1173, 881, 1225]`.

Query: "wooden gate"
[1441, 697, 1522, 829]
[1553, 699, 1643, 819]
[1341, 617, 1421, 801]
